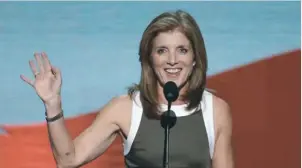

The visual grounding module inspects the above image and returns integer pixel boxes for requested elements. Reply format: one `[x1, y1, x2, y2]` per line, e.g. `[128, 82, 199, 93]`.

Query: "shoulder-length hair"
[128, 10, 208, 119]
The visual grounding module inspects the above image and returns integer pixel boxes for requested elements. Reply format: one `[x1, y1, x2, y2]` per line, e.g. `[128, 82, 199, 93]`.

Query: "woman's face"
[151, 30, 195, 88]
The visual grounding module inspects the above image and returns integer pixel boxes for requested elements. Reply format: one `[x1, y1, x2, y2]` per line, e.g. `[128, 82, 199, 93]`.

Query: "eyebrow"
[154, 44, 190, 49]
[177, 45, 190, 48]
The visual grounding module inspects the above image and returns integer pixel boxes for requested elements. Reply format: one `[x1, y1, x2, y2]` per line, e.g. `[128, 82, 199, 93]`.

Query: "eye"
[179, 48, 188, 54]
[157, 48, 166, 55]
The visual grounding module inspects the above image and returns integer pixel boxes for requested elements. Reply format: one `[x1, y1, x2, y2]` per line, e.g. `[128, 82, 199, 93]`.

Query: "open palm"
[20, 52, 62, 103]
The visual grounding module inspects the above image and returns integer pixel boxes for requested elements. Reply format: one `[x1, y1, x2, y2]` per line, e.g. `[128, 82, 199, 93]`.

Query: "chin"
[162, 77, 187, 88]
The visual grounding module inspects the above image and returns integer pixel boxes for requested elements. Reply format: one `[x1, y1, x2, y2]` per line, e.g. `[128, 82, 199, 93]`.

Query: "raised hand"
[20, 52, 62, 104]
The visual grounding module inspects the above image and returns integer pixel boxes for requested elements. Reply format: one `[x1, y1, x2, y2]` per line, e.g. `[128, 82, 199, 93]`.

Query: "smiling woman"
[131, 10, 209, 119]
[152, 30, 195, 89]
[126, 10, 233, 168]
[19, 9, 234, 168]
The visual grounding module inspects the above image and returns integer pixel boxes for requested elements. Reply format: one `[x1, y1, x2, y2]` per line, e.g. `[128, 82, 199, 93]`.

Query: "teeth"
[165, 68, 181, 73]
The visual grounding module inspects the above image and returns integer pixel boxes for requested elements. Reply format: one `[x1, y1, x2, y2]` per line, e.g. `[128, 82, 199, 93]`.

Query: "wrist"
[44, 96, 62, 118]
[44, 96, 62, 109]
[45, 109, 64, 122]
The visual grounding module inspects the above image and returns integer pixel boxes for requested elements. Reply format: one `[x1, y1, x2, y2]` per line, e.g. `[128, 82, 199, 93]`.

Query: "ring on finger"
[34, 72, 40, 77]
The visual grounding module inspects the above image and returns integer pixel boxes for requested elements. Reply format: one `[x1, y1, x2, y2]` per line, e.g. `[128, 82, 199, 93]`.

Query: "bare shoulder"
[107, 94, 133, 109]
[213, 95, 231, 117]
[212, 95, 232, 134]
[211, 95, 234, 167]
[99, 94, 133, 119]
[102, 94, 133, 136]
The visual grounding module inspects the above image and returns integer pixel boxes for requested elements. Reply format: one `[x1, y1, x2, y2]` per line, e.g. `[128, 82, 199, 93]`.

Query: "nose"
[167, 51, 177, 66]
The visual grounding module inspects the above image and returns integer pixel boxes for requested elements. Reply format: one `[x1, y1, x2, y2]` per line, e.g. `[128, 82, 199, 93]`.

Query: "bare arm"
[45, 97, 75, 167]
[46, 95, 130, 168]
[212, 96, 235, 168]
[21, 53, 131, 167]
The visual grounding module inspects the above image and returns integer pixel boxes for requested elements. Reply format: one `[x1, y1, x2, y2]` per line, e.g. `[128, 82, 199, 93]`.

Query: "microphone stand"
[162, 81, 178, 168]
[163, 101, 172, 168]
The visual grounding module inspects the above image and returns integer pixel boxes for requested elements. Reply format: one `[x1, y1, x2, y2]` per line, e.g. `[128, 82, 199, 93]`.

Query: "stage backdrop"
[0, 1, 300, 168]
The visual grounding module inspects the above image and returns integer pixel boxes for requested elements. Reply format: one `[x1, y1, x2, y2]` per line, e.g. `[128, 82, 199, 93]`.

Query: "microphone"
[163, 81, 179, 110]
[162, 81, 179, 168]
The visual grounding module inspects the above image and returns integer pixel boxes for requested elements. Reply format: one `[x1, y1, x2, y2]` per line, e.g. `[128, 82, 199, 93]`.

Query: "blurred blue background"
[0, 1, 300, 127]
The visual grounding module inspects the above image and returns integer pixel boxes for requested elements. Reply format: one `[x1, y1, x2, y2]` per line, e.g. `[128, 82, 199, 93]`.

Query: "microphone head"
[163, 81, 179, 102]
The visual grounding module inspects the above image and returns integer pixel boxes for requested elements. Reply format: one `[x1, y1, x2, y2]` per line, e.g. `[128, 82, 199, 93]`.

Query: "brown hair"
[128, 10, 208, 119]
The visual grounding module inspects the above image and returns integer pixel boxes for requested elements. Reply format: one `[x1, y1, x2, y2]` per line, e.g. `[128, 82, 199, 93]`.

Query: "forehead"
[153, 30, 190, 47]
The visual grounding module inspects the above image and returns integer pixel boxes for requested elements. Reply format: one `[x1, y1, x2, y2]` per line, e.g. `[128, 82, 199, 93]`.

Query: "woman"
[20, 10, 234, 168]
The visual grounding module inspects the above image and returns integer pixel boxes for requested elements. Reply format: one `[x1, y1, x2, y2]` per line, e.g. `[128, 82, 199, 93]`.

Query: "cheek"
[151, 55, 165, 69]
[179, 52, 194, 67]
[180, 62, 194, 77]
[182, 59, 194, 69]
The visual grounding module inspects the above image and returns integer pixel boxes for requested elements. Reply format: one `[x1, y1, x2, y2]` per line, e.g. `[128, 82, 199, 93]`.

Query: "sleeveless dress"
[122, 90, 215, 168]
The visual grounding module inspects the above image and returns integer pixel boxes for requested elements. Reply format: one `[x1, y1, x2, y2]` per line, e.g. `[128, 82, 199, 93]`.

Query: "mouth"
[164, 68, 182, 75]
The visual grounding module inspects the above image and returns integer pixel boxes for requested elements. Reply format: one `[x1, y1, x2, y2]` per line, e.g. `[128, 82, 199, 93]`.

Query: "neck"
[157, 82, 189, 105]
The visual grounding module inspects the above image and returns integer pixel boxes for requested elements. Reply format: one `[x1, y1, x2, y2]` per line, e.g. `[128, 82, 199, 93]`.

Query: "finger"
[34, 52, 44, 74]
[51, 66, 61, 79]
[20, 75, 34, 87]
[41, 52, 52, 72]
[29, 60, 38, 76]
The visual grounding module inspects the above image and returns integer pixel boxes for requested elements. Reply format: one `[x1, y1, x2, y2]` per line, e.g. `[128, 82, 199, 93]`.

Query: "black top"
[124, 107, 212, 168]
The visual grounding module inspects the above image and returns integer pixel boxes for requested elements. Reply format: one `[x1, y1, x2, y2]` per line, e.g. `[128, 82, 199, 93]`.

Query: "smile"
[164, 68, 182, 74]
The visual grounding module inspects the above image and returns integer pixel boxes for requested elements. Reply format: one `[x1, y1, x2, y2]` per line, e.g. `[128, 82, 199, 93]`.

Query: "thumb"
[51, 66, 62, 80]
